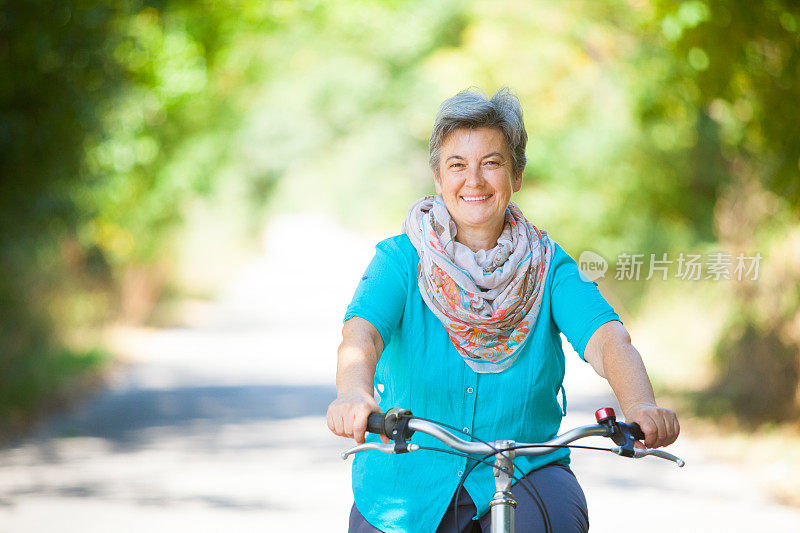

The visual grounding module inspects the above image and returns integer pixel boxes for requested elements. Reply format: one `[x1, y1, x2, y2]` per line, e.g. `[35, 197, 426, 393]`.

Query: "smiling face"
[434, 127, 522, 247]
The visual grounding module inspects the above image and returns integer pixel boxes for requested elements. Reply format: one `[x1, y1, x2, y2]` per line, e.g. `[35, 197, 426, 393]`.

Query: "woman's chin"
[454, 213, 504, 231]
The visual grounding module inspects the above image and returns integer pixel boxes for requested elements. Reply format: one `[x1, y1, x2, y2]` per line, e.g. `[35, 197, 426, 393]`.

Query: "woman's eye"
[450, 163, 465, 169]
[485, 160, 500, 167]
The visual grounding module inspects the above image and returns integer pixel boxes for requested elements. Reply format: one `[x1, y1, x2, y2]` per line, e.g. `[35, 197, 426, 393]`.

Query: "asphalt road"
[0, 213, 798, 532]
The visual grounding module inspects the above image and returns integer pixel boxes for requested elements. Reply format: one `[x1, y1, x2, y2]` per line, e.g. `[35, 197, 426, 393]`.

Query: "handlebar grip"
[628, 422, 646, 440]
[367, 412, 387, 436]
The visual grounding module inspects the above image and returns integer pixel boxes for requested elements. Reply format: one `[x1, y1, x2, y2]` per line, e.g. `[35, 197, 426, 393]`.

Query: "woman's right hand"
[326, 389, 388, 444]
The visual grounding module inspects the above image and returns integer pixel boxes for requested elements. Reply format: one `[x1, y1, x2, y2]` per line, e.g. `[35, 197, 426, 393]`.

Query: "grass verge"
[0, 346, 111, 443]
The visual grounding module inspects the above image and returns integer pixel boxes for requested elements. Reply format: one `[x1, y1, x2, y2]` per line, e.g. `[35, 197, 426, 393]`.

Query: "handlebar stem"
[490, 441, 517, 533]
[493, 440, 516, 492]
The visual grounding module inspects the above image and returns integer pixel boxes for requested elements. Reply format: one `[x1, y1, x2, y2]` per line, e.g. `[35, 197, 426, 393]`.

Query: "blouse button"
[466, 387, 474, 394]
[457, 470, 464, 477]
[462, 427, 469, 434]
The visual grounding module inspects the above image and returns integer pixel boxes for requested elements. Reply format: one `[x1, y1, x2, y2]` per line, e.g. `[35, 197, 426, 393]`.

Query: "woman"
[326, 87, 680, 533]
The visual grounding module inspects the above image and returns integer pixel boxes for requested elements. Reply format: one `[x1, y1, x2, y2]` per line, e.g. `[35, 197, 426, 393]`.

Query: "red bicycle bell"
[595, 407, 616, 424]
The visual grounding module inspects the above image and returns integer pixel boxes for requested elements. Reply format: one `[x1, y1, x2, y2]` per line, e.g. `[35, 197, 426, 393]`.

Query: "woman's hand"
[326, 389, 387, 444]
[625, 403, 680, 448]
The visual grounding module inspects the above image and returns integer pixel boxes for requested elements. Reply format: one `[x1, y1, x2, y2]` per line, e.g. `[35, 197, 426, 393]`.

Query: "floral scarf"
[402, 195, 552, 373]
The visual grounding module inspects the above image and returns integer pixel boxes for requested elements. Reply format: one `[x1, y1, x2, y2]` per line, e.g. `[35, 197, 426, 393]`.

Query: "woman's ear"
[512, 170, 523, 192]
[433, 172, 443, 194]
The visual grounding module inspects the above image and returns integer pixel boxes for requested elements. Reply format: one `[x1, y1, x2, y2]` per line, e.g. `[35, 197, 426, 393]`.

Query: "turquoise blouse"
[344, 234, 619, 533]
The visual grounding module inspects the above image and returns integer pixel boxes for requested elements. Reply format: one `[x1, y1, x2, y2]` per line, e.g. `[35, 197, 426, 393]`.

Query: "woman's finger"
[637, 414, 653, 447]
[333, 412, 344, 437]
[353, 410, 368, 444]
[656, 412, 669, 447]
[667, 412, 680, 446]
[654, 410, 674, 447]
[343, 410, 354, 438]
[326, 409, 335, 434]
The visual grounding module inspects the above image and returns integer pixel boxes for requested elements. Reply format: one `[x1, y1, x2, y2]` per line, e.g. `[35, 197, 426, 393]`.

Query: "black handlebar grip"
[629, 422, 646, 441]
[366, 412, 387, 436]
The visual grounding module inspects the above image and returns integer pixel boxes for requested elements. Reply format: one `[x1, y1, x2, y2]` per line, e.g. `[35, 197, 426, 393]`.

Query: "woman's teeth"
[462, 195, 491, 202]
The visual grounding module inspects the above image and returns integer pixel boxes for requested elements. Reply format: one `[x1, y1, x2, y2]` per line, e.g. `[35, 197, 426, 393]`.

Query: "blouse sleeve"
[343, 237, 410, 348]
[549, 242, 621, 361]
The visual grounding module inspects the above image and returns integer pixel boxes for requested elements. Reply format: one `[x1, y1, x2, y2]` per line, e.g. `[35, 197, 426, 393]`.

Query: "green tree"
[633, 0, 800, 423]
[0, 0, 277, 429]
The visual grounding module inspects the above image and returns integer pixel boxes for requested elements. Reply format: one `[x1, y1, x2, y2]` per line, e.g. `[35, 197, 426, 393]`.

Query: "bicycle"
[341, 406, 684, 533]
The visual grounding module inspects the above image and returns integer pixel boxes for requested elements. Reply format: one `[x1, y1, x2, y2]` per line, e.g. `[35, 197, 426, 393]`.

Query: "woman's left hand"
[625, 404, 680, 448]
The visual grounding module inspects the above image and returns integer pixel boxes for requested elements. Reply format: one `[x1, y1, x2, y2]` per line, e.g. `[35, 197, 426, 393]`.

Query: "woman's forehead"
[441, 127, 508, 156]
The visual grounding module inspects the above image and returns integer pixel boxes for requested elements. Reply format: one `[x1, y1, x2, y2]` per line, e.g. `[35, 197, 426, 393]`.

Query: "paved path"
[0, 213, 798, 532]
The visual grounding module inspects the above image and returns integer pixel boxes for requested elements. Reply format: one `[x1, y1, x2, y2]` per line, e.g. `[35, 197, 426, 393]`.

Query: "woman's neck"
[455, 220, 504, 252]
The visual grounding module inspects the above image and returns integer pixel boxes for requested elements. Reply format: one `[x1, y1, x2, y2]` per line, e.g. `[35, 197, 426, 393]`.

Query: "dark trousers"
[349, 463, 589, 532]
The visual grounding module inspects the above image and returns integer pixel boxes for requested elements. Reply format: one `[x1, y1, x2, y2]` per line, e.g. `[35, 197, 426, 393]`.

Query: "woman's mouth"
[461, 194, 492, 203]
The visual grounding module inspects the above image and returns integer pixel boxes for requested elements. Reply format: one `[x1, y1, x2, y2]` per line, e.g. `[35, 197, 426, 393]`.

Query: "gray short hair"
[429, 87, 528, 175]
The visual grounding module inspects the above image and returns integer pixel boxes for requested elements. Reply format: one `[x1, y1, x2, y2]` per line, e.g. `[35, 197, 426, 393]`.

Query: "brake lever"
[341, 442, 420, 459]
[608, 445, 685, 467]
[631, 447, 686, 467]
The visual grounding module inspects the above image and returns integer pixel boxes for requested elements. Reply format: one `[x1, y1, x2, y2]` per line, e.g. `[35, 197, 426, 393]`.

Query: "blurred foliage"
[646, 0, 800, 209]
[1, 0, 798, 429]
[636, 0, 800, 425]
[701, 319, 798, 425]
[0, 0, 274, 429]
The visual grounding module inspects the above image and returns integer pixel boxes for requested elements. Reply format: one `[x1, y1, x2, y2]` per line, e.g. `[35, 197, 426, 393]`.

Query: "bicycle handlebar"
[344, 407, 684, 467]
[405, 418, 610, 455]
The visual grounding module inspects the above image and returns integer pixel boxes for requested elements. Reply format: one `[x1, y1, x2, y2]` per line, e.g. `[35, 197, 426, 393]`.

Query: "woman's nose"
[465, 164, 485, 187]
